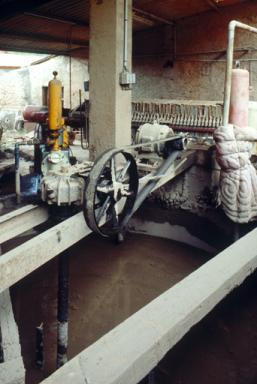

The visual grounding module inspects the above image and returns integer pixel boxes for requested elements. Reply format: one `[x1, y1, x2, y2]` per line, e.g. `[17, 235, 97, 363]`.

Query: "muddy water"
[143, 271, 257, 384]
[10, 233, 210, 383]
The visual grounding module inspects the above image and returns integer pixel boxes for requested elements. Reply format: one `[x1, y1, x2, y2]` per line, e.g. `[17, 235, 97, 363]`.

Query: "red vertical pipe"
[229, 68, 249, 128]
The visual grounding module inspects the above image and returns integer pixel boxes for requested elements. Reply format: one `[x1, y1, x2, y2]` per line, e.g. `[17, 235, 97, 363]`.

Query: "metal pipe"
[123, 0, 129, 70]
[57, 251, 69, 368]
[223, 20, 257, 126]
[0, 247, 3, 364]
[0, 326, 4, 364]
[79, 90, 88, 150]
[69, 56, 72, 109]
[171, 126, 215, 134]
[35, 323, 44, 369]
[14, 143, 21, 204]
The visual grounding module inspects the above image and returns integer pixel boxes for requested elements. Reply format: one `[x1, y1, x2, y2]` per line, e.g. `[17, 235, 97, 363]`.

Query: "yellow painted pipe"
[48, 71, 64, 151]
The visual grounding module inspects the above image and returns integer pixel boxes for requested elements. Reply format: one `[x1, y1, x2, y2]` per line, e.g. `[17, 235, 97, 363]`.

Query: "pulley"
[83, 148, 138, 238]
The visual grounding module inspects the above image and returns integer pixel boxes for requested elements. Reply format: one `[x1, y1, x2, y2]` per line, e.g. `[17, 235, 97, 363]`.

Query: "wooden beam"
[41, 226, 257, 384]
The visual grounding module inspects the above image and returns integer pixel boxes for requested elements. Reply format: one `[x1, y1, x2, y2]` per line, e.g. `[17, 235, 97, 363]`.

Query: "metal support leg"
[0, 327, 4, 363]
[0, 245, 3, 365]
[14, 143, 21, 205]
[57, 251, 69, 368]
[35, 323, 44, 369]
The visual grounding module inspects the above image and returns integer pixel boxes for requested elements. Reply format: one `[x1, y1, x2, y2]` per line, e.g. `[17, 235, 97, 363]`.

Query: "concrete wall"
[133, 1, 257, 101]
[0, 55, 89, 110]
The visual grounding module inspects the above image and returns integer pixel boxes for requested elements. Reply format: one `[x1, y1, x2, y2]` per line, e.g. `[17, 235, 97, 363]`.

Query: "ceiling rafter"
[205, 0, 223, 13]
[0, 31, 88, 48]
[0, 43, 86, 55]
[132, 7, 174, 26]
[0, 0, 54, 21]
[23, 11, 88, 27]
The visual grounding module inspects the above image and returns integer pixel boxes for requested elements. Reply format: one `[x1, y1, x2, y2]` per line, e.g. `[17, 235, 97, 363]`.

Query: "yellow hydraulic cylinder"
[48, 71, 64, 151]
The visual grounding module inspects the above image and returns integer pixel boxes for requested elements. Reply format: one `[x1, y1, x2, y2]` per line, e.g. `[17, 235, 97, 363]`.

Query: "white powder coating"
[214, 124, 257, 222]
[0, 290, 25, 384]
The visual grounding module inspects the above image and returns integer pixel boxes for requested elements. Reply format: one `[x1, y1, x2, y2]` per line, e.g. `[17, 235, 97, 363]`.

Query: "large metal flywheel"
[83, 148, 138, 238]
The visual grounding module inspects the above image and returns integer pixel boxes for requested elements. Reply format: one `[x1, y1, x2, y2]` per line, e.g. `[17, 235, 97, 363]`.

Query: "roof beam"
[0, 0, 54, 21]
[205, 0, 222, 13]
[0, 31, 88, 48]
[0, 45, 76, 55]
[24, 11, 88, 27]
[0, 43, 88, 56]
[132, 7, 174, 26]
[133, 12, 155, 27]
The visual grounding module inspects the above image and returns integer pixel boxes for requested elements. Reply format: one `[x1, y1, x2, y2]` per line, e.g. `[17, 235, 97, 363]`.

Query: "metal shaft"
[0, 244, 4, 364]
[14, 143, 21, 204]
[35, 324, 44, 369]
[0, 327, 4, 364]
[57, 251, 69, 368]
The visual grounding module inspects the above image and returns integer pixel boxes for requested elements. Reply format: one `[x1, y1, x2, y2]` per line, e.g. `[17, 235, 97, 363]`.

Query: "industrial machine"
[19, 72, 187, 239]
[17, 16, 257, 236]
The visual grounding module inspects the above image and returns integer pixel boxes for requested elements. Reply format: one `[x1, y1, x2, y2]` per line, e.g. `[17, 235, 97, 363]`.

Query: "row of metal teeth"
[132, 102, 223, 128]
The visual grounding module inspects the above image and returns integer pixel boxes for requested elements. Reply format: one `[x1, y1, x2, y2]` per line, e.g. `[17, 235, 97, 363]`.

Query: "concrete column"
[0, 290, 25, 384]
[89, 0, 132, 159]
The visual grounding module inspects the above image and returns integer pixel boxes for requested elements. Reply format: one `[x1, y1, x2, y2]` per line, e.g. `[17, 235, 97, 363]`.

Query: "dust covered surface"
[10, 231, 257, 384]
[11, 233, 209, 383]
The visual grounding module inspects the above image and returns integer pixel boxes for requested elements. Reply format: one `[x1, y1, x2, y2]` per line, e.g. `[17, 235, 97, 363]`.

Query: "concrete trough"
[41, 226, 257, 384]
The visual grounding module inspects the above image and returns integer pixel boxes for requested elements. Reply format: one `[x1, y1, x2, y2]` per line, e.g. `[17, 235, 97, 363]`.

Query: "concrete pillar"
[89, 0, 132, 159]
[0, 290, 25, 384]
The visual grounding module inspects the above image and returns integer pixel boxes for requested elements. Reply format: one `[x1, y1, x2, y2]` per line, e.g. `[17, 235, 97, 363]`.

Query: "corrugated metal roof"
[0, 0, 248, 55]
[134, 0, 247, 21]
[0, 0, 89, 54]
[36, 0, 89, 24]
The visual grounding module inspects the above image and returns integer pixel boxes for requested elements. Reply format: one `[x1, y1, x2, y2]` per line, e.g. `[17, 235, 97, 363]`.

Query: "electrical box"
[119, 70, 136, 90]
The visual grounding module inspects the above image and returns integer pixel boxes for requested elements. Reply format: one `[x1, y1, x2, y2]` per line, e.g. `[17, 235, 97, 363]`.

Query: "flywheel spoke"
[96, 195, 111, 224]
[83, 148, 138, 238]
